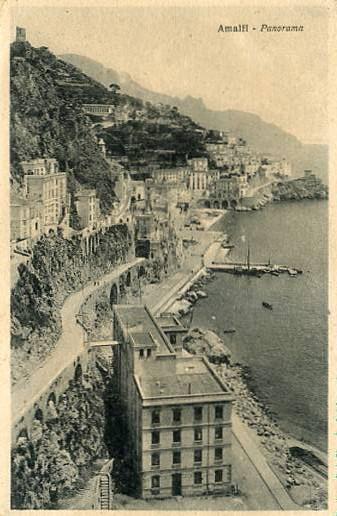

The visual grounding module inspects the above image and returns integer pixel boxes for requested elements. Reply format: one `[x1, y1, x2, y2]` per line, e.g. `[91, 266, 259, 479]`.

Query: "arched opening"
[204, 200, 211, 208]
[138, 265, 146, 278]
[46, 392, 58, 421]
[74, 363, 83, 383]
[34, 407, 44, 423]
[222, 200, 229, 209]
[126, 271, 131, 287]
[230, 199, 238, 209]
[110, 283, 118, 306]
[47, 392, 56, 406]
[131, 195, 136, 203]
[137, 193, 141, 200]
[119, 218, 123, 224]
[213, 200, 220, 209]
[16, 428, 29, 443]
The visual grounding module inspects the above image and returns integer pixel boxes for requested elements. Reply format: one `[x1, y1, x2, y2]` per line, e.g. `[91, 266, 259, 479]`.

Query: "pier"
[204, 240, 302, 276]
[208, 261, 302, 276]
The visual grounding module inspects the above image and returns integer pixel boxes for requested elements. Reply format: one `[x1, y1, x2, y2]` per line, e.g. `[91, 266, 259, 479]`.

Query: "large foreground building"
[113, 305, 233, 499]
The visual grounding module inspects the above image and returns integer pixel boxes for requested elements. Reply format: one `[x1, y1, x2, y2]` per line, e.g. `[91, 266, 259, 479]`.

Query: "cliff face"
[10, 42, 118, 214]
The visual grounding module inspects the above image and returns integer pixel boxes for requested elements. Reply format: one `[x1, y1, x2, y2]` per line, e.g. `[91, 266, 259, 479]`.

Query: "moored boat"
[262, 301, 273, 310]
[223, 328, 236, 334]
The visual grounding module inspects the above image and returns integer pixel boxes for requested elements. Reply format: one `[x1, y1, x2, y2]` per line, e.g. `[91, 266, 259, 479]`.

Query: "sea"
[191, 200, 328, 451]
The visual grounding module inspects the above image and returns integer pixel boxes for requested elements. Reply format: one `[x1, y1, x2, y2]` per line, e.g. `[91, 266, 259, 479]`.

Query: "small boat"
[262, 301, 273, 310]
[288, 269, 298, 277]
[271, 270, 279, 276]
[224, 328, 236, 334]
[221, 242, 235, 250]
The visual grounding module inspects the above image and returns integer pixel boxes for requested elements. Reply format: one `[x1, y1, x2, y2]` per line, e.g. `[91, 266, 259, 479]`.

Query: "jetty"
[204, 240, 302, 276]
[208, 261, 302, 276]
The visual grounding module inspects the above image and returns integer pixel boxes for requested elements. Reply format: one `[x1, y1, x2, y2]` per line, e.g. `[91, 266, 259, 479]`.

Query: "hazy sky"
[10, 3, 328, 144]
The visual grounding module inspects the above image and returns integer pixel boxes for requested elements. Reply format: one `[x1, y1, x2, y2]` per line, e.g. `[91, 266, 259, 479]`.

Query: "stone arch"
[204, 200, 211, 208]
[230, 199, 238, 209]
[213, 200, 220, 209]
[138, 265, 146, 278]
[34, 407, 44, 423]
[222, 200, 229, 209]
[47, 392, 56, 407]
[110, 283, 118, 306]
[119, 218, 123, 224]
[74, 363, 83, 383]
[16, 428, 29, 443]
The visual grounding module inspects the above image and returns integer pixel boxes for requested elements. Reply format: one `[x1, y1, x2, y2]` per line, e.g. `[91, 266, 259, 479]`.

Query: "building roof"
[114, 305, 174, 355]
[138, 356, 228, 399]
[156, 314, 187, 332]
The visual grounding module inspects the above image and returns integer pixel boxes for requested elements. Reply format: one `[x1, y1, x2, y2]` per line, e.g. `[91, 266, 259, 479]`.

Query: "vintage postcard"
[1, 0, 335, 514]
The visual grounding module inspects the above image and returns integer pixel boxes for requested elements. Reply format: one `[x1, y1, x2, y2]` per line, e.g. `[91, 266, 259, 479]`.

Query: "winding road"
[12, 258, 144, 426]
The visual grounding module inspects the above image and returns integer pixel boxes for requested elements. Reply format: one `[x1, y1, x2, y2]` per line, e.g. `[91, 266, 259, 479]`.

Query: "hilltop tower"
[16, 27, 26, 42]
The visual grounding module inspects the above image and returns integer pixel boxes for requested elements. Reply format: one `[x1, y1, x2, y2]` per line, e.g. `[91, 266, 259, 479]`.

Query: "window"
[173, 429, 181, 443]
[170, 334, 177, 345]
[215, 426, 223, 440]
[172, 451, 181, 465]
[151, 452, 160, 467]
[194, 449, 202, 464]
[215, 448, 223, 462]
[194, 471, 202, 485]
[194, 407, 203, 422]
[151, 475, 160, 488]
[139, 349, 144, 358]
[194, 427, 203, 442]
[215, 405, 223, 420]
[147, 348, 152, 357]
[173, 408, 181, 423]
[215, 469, 223, 483]
[152, 410, 160, 425]
[151, 431, 160, 445]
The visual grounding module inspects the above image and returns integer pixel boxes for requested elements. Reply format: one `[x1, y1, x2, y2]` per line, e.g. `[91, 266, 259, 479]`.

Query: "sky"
[10, 2, 328, 144]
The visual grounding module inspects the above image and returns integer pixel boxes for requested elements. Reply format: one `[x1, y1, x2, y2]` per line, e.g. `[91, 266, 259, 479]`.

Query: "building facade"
[113, 305, 233, 499]
[10, 194, 42, 242]
[207, 174, 248, 209]
[187, 158, 208, 193]
[22, 159, 69, 233]
[75, 189, 100, 229]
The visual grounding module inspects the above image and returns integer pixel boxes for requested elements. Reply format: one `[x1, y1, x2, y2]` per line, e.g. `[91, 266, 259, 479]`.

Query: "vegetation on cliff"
[11, 361, 109, 509]
[11, 225, 132, 383]
[10, 41, 117, 214]
[11, 40, 208, 214]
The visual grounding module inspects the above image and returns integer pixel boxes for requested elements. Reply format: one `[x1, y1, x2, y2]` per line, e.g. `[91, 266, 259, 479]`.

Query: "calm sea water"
[191, 200, 328, 451]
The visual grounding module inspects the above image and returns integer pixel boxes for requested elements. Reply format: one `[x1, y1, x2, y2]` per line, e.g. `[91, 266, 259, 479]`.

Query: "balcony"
[150, 443, 160, 449]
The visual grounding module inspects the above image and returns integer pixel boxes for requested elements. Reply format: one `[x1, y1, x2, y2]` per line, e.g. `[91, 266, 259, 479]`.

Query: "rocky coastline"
[169, 278, 327, 510]
[240, 174, 328, 212]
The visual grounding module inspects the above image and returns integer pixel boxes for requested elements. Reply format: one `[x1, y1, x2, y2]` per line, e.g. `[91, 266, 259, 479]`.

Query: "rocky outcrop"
[183, 327, 231, 365]
[271, 175, 328, 202]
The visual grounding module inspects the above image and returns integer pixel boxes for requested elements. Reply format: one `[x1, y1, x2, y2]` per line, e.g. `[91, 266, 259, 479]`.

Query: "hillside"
[10, 41, 207, 215]
[60, 53, 328, 182]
